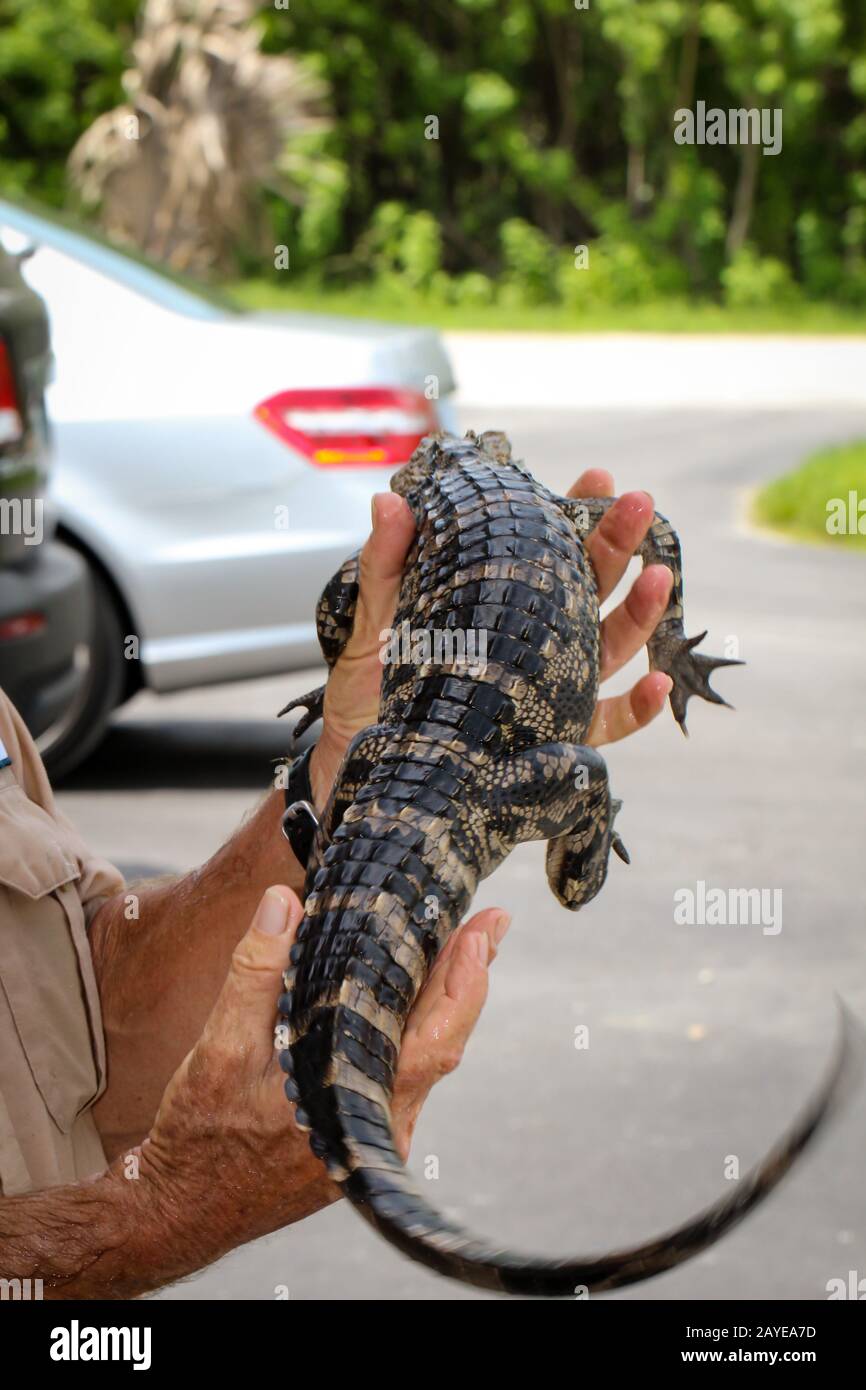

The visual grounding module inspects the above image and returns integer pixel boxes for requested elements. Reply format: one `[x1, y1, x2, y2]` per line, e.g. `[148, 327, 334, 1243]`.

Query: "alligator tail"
[335, 1002, 860, 1297]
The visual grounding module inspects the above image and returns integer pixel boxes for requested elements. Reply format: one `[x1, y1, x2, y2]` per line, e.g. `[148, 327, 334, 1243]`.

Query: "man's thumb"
[216, 886, 303, 1055]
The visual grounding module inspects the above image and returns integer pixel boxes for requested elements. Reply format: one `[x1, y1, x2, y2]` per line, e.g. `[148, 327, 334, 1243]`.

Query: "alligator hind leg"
[558, 495, 742, 734]
[486, 742, 627, 910]
[630, 509, 742, 733]
[547, 792, 629, 911]
[278, 551, 361, 735]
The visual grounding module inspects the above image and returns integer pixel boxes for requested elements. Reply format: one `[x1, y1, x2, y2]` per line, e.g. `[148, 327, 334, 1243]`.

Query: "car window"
[0, 199, 240, 321]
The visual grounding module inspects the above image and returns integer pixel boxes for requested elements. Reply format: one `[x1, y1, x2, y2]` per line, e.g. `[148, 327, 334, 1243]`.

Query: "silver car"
[0, 199, 458, 776]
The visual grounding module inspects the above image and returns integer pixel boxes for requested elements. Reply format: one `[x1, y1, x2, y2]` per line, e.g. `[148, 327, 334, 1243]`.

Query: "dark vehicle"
[0, 241, 90, 742]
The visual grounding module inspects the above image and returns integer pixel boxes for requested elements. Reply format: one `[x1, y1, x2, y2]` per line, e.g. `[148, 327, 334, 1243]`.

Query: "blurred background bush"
[1, 0, 864, 320]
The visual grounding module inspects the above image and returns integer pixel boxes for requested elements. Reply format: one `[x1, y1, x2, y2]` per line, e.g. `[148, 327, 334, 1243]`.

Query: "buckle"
[280, 799, 320, 844]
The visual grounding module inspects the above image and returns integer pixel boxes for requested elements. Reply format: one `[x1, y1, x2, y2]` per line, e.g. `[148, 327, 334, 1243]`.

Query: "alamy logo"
[826, 491, 866, 535]
[674, 102, 782, 157]
[826, 1270, 866, 1299]
[50, 1320, 152, 1370]
[0, 1277, 43, 1299]
[379, 621, 487, 677]
[674, 880, 782, 936]
[0, 496, 43, 545]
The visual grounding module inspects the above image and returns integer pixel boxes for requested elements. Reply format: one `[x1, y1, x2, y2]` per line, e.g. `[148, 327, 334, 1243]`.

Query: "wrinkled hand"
[310, 473, 672, 806]
[392, 897, 509, 1159]
[133, 887, 508, 1258]
[309, 493, 416, 808]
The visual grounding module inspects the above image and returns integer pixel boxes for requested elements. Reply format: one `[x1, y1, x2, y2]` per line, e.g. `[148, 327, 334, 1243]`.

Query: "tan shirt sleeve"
[0, 689, 125, 925]
[0, 688, 120, 1194]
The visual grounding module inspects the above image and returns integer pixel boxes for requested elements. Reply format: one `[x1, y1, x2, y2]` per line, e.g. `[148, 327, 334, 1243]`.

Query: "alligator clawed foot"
[611, 832, 630, 864]
[277, 683, 326, 739]
[610, 797, 630, 864]
[653, 629, 743, 735]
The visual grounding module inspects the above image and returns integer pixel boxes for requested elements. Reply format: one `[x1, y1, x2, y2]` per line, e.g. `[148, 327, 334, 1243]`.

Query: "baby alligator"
[276, 430, 855, 1297]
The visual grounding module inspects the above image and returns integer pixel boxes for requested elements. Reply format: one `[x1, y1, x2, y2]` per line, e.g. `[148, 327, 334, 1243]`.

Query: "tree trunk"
[726, 136, 761, 258]
[674, 0, 701, 117]
[627, 144, 647, 218]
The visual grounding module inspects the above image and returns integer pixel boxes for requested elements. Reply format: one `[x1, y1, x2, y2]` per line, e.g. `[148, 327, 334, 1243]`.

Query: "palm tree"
[69, 0, 327, 275]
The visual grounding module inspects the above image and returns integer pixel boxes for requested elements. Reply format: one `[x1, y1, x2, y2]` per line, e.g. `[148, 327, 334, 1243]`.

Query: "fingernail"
[493, 912, 511, 945]
[647, 563, 672, 586]
[257, 888, 291, 936]
[620, 490, 654, 515]
[371, 494, 382, 528]
[661, 675, 673, 695]
[474, 932, 490, 967]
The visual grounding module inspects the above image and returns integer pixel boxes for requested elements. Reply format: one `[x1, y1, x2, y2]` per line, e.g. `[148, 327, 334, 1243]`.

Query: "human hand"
[129, 886, 509, 1262]
[309, 492, 414, 808]
[566, 469, 673, 747]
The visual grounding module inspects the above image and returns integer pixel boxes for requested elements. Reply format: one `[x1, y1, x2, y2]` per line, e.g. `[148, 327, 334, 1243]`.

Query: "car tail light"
[0, 612, 46, 641]
[253, 387, 437, 467]
[0, 339, 24, 447]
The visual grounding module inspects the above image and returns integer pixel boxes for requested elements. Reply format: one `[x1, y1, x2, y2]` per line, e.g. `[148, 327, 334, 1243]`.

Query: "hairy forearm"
[89, 786, 303, 1157]
[0, 1164, 159, 1300]
[0, 1151, 337, 1300]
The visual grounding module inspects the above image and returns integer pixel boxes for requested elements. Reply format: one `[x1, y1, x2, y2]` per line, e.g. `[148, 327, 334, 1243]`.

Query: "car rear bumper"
[0, 540, 91, 737]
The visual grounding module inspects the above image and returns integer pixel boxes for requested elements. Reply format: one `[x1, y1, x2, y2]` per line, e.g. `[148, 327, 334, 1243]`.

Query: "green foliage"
[721, 246, 799, 306]
[356, 203, 443, 290]
[259, 0, 866, 305]
[499, 218, 558, 304]
[291, 144, 350, 266]
[0, 0, 137, 205]
[230, 274, 865, 334]
[558, 239, 676, 309]
[754, 441, 866, 549]
[1, 0, 865, 307]
[451, 271, 496, 307]
[796, 212, 840, 298]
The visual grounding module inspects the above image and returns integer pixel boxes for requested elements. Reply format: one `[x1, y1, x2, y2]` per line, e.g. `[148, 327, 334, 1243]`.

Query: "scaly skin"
[277, 430, 857, 1297]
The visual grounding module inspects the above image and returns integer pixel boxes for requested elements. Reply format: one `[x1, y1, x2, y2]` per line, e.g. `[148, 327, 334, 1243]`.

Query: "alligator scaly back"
[277, 430, 858, 1297]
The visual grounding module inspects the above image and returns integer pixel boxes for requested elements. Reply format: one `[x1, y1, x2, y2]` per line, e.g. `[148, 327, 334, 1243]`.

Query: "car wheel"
[38, 567, 127, 781]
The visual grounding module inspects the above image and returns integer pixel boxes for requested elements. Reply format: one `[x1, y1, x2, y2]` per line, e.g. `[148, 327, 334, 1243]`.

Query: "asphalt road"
[57, 407, 866, 1301]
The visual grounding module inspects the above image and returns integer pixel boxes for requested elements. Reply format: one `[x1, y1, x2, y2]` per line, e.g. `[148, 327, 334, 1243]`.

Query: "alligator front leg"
[278, 551, 361, 735]
[558, 495, 742, 734]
